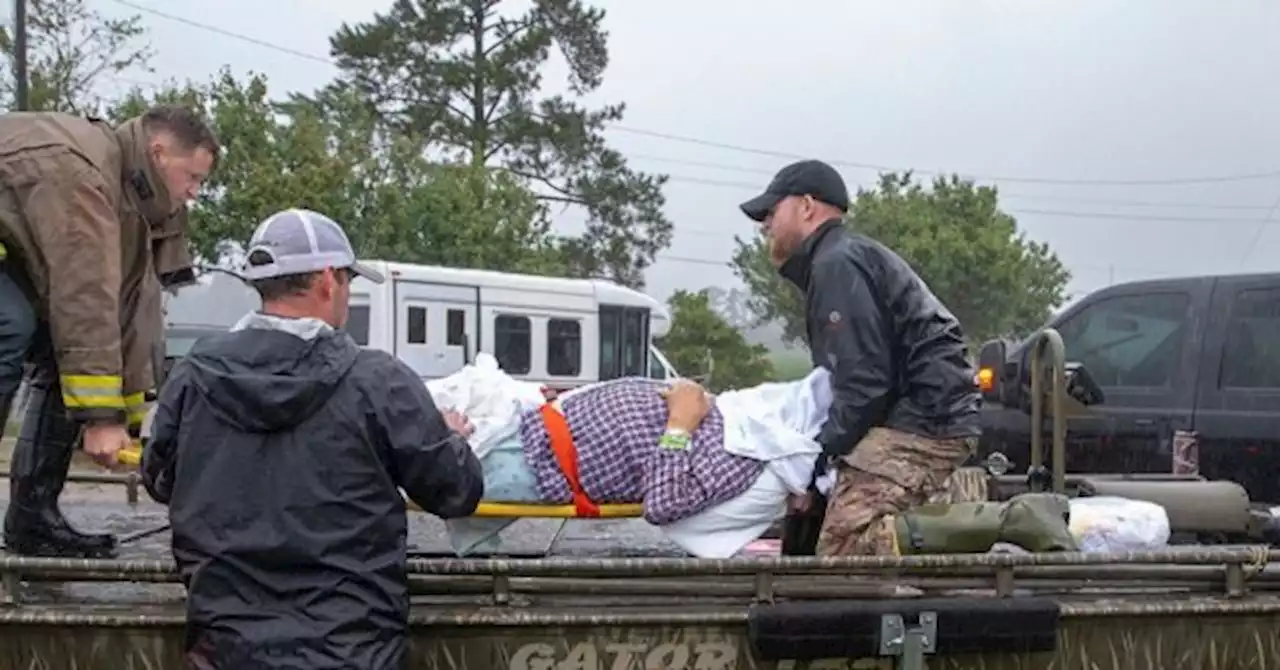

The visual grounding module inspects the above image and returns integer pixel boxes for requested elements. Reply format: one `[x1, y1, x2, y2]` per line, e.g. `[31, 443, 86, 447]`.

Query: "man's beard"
[768, 234, 790, 267]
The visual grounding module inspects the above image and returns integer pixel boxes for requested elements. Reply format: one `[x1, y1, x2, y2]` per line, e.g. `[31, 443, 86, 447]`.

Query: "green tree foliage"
[732, 172, 1071, 346]
[656, 290, 774, 393]
[0, 0, 152, 112]
[112, 70, 560, 270]
[325, 0, 671, 287]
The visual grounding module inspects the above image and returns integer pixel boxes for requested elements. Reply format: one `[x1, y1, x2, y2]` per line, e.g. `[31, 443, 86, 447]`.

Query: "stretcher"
[121, 400, 650, 519]
[418, 403, 647, 519]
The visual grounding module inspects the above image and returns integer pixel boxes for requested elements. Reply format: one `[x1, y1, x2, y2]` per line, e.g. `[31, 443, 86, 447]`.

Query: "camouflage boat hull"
[2, 548, 1279, 669]
[3, 606, 1279, 669]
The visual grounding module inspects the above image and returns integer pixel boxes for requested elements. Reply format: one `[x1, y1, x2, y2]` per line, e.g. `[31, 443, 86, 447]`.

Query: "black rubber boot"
[2, 377, 117, 558]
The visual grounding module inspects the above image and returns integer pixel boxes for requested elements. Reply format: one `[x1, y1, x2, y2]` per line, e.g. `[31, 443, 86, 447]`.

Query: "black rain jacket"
[781, 219, 981, 461]
[142, 315, 484, 670]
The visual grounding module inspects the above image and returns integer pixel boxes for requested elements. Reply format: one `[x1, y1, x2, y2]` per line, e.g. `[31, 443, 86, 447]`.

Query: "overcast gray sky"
[98, 0, 1280, 316]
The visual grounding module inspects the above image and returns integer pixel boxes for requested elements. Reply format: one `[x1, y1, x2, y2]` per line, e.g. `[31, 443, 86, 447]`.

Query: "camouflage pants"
[815, 427, 977, 557]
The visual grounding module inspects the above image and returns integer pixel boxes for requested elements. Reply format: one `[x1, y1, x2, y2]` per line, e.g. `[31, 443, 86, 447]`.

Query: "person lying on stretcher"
[425, 355, 832, 557]
[502, 376, 759, 526]
[432, 356, 1091, 558]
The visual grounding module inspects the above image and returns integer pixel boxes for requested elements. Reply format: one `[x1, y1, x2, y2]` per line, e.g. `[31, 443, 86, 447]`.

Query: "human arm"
[376, 359, 484, 519]
[27, 157, 128, 426]
[641, 380, 718, 525]
[141, 360, 189, 505]
[119, 272, 165, 467]
[811, 257, 895, 459]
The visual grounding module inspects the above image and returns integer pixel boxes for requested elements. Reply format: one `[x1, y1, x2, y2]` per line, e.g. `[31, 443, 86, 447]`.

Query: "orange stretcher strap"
[539, 402, 600, 518]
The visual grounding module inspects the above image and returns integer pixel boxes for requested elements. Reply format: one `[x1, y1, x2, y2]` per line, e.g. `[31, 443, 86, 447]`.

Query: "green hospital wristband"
[659, 430, 691, 451]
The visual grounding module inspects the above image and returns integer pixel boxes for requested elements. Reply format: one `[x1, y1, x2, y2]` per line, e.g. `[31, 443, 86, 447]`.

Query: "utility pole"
[13, 0, 29, 110]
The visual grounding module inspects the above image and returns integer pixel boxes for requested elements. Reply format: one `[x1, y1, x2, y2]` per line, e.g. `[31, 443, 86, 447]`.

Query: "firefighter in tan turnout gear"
[0, 105, 218, 558]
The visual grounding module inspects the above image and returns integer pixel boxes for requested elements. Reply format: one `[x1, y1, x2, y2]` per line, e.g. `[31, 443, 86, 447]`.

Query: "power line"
[627, 152, 1280, 213]
[99, 66, 1280, 226]
[106, 0, 333, 65]
[102, 0, 1265, 283]
[1237, 190, 1280, 263]
[657, 172, 1279, 225]
[659, 254, 732, 267]
[608, 124, 1280, 188]
[103, 0, 1280, 190]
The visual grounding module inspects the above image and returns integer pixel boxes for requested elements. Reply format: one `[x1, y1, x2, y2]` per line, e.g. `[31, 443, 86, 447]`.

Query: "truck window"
[494, 314, 531, 375]
[344, 305, 370, 347]
[1055, 292, 1188, 388]
[165, 335, 202, 358]
[1221, 287, 1280, 389]
[547, 319, 582, 376]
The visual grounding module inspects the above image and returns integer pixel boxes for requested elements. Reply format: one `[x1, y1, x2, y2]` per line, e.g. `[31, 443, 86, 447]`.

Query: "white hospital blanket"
[423, 355, 831, 558]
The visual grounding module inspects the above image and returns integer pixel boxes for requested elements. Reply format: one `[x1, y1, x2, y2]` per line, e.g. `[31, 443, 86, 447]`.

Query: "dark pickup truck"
[977, 272, 1280, 504]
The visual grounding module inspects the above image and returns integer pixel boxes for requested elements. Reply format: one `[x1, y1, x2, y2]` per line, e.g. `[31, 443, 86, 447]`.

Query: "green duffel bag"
[892, 493, 1078, 555]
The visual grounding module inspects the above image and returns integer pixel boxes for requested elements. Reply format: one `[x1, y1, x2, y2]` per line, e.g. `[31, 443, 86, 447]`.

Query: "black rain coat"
[778, 219, 981, 555]
[142, 314, 484, 669]
[781, 219, 982, 456]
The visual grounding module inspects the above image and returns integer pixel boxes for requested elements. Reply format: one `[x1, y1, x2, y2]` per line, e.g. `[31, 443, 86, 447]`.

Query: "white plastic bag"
[423, 353, 544, 459]
[1068, 496, 1170, 553]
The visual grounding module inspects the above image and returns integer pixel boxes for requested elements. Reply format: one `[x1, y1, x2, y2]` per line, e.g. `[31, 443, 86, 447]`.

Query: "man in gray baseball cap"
[141, 208, 483, 669]
[239, 208, 386, 329]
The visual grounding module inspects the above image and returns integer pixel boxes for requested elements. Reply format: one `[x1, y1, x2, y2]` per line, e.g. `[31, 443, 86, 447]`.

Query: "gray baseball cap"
[241, 209, 384, 284]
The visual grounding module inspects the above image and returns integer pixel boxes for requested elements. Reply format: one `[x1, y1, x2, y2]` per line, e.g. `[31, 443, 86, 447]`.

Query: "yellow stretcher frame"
[406, 498, 644, 519]
[117, 450, 641, 518]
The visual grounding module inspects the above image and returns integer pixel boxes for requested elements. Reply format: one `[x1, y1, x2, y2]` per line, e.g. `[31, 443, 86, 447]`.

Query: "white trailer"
[161, 260, 679, 388]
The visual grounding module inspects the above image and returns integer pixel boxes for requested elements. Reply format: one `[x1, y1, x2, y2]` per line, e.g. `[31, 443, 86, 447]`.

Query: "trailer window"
[621, 309, 649, 377]
[407, 306, 427, 344]
[1055, 292, 1188, 388]
[547, 319, 582, 377]
[1221, 288, 1280, 389]
[599, 306, 650, 380]
[599, 308, 620, 379]
[649, 352, 667, 379]
[344, 305, 370, 347]
[447, 309, 466, 346]
[494, 315, 531, 375]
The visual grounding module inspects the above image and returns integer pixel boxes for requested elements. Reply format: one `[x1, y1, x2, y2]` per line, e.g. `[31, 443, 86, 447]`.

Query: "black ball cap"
[739, 159, 850, 223]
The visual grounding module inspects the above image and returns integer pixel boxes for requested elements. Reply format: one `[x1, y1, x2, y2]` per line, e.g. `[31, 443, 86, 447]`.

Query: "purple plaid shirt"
[518, 378, 764, 525]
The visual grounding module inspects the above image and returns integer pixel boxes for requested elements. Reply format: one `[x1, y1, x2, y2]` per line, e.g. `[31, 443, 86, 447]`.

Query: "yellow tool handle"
[116, 445, 142, 466]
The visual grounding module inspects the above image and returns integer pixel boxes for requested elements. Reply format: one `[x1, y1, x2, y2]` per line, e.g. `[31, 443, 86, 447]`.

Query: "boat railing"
[0, 546, 1275, 611]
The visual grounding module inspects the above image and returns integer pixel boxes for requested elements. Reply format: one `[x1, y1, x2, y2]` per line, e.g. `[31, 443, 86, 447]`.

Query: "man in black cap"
[740, 159, 981, 557]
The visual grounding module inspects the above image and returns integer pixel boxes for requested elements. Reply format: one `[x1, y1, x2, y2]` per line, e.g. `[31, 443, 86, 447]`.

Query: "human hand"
[787, 491, 816, 515]
[659, 379, 712, 434]
[82, 423, 132, 470]
[442, 408, 475, 438]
